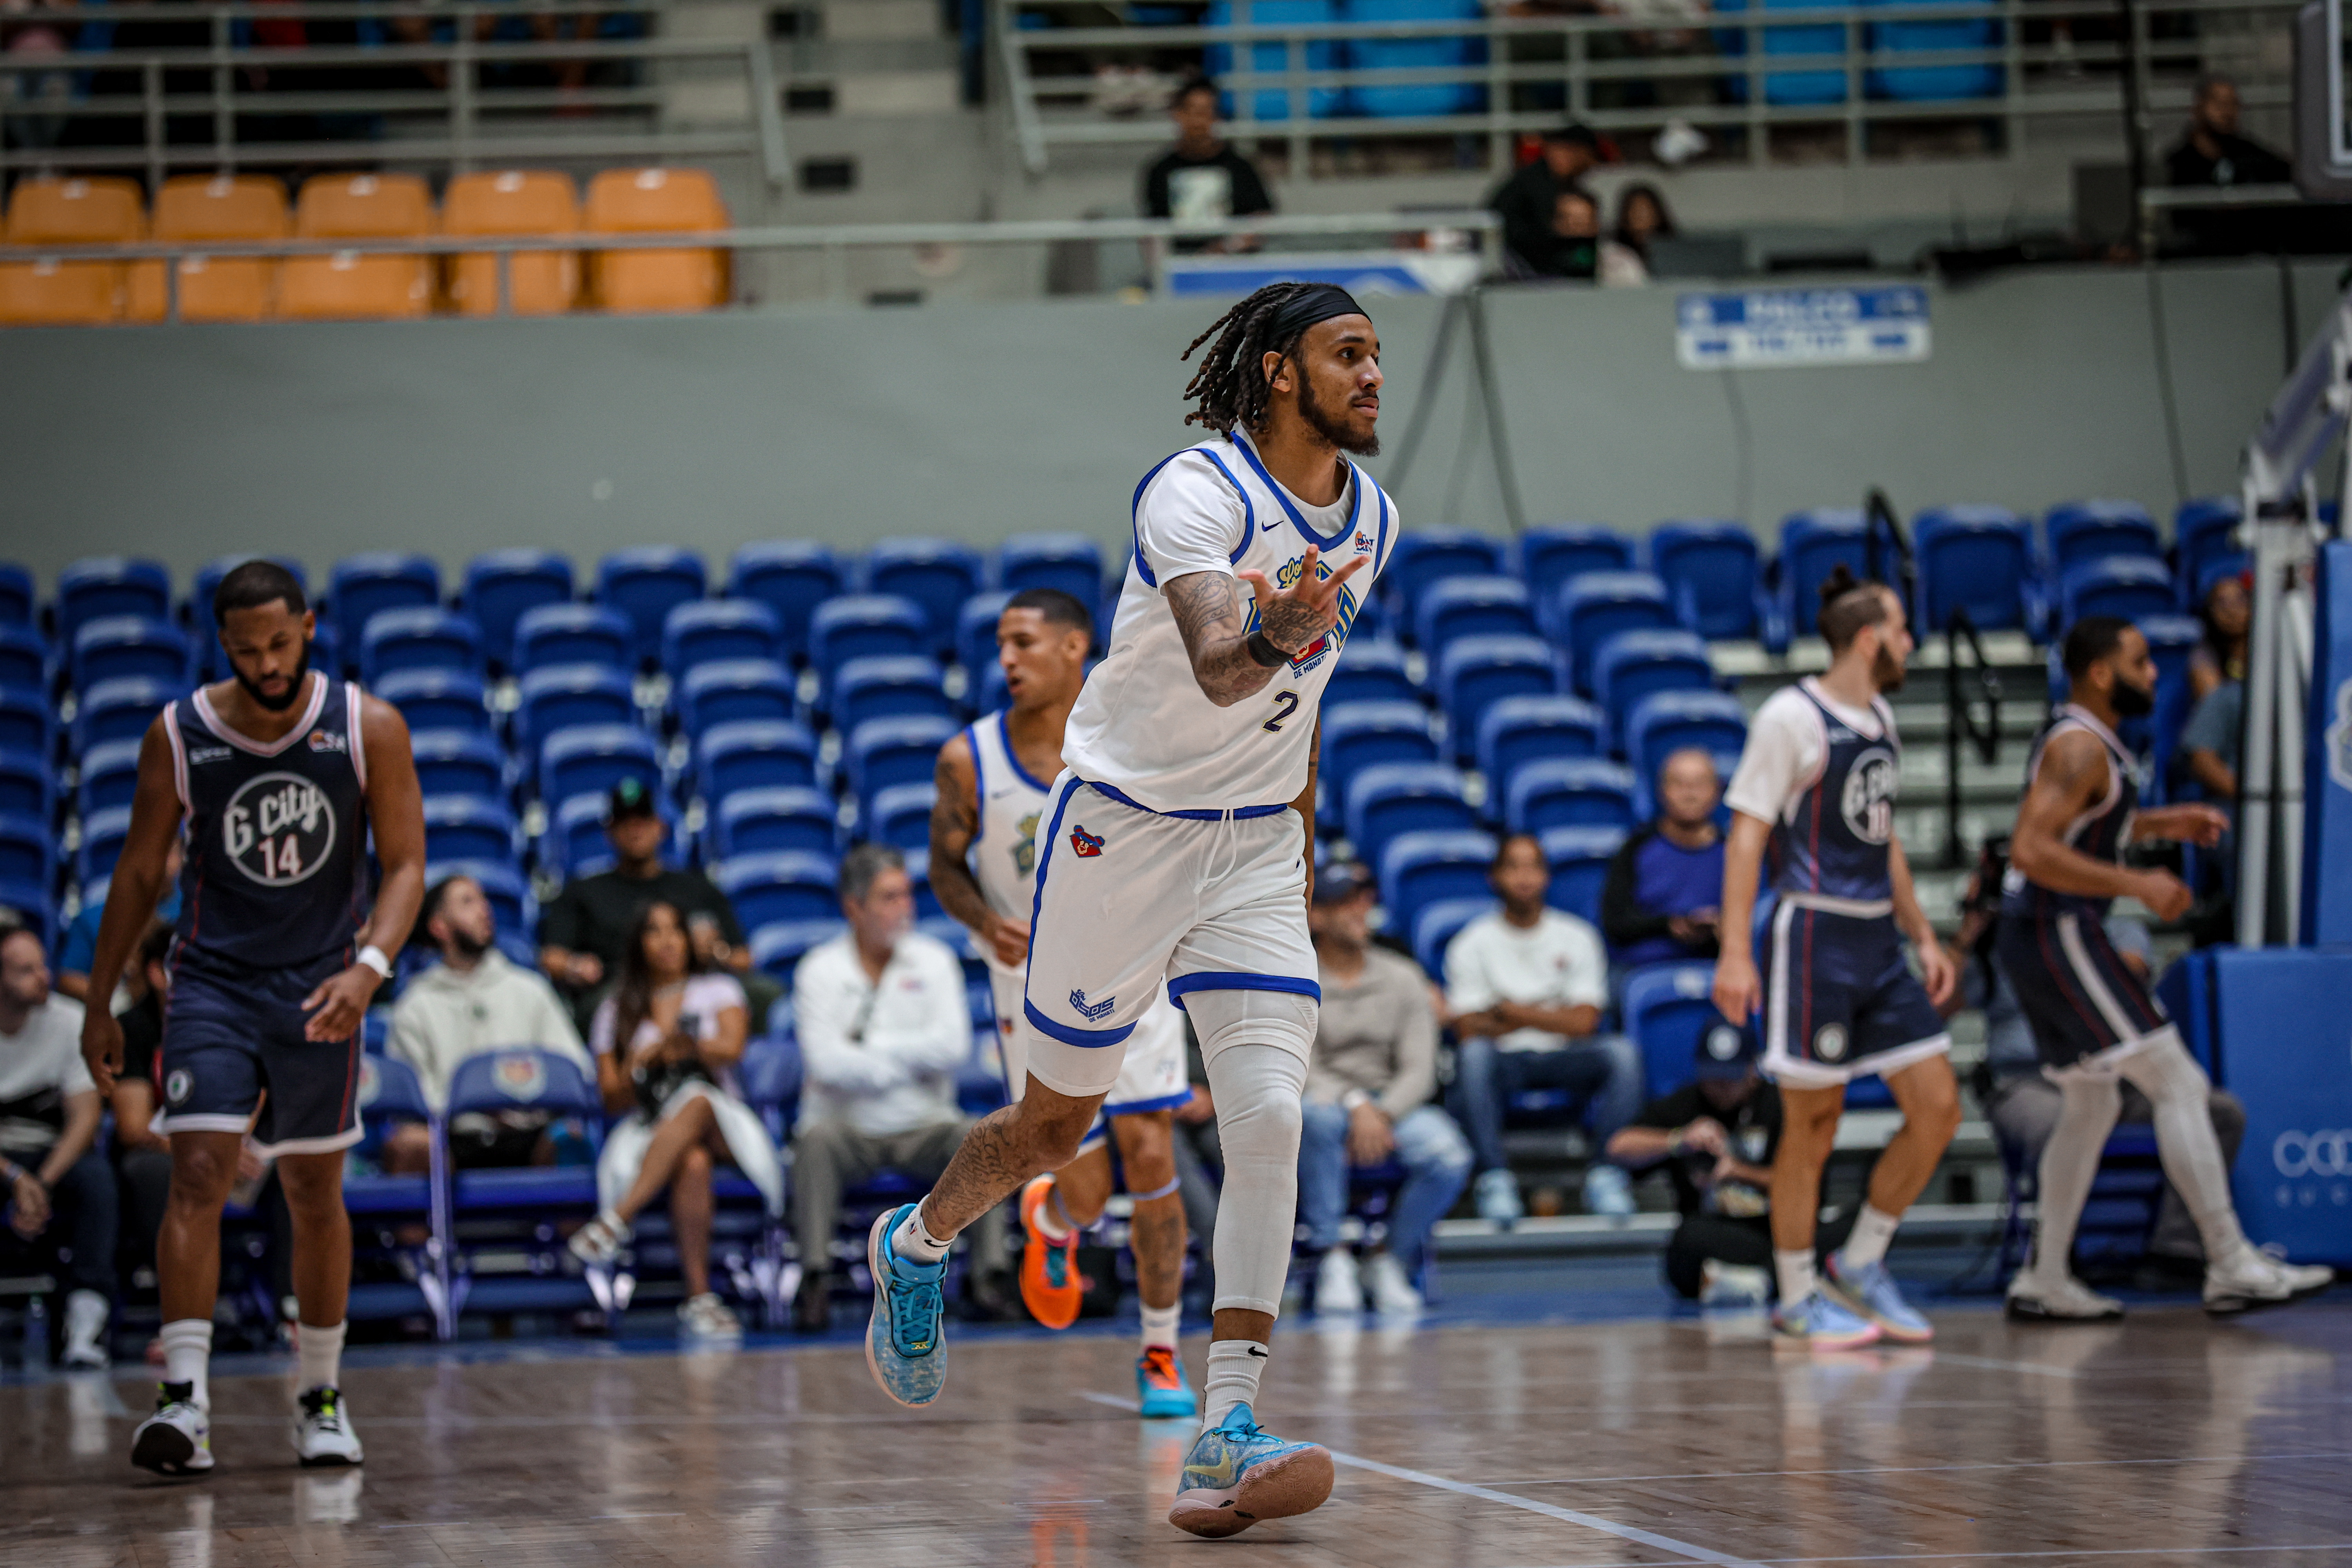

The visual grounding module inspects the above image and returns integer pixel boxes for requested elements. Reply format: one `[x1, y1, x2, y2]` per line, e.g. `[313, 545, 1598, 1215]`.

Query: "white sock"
[2029, 1073, 2120, 1283]
[1838, 1205, 1902, 1270]
[1034, 1181, 1073, 1243]
[296, 1320, 347, 1394]
[1201, 1339, 1268, 1429]
[159, 1319, 213, 1410]
[1775, 1249, 1817, 1305]
[892, 1203, 953, 1266]
[1140, 1301, 1181, 1354]
[2118, 1038, 2254, 1269]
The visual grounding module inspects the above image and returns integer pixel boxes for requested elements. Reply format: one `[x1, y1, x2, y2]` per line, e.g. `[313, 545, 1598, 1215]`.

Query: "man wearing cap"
[1488, 122, 1602, 276]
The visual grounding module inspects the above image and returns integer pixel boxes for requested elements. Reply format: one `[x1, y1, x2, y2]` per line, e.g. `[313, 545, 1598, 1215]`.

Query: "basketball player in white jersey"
[862, 281, 1394, 1540]
[928, 586, 1199, 1420]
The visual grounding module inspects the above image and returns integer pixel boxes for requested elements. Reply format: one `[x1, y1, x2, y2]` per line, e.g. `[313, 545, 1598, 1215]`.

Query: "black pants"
[115, 1145, 174, 1281]
[1663, 1209, 1857, 1299]
[0, 1149, 119, 1298]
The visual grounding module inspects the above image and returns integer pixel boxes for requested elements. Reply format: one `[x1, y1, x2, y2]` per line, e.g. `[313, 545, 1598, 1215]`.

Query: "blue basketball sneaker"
[1167, 1402, 1334, 1539]
[1771, 1287, 1881, 1350]
[1825, 1254, 1934, 1344]
[865, 1205, 948, 1407]
[1136, 1345, 1197, 1419]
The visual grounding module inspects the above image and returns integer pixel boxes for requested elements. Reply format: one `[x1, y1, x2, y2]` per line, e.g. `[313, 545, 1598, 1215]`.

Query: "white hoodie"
[387, 949, 594, 1112]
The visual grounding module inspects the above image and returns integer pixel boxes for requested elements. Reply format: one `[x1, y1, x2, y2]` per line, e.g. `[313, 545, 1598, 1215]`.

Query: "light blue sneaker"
[1167, 1402, 1335, 1539]
[1825, 1254, 1934, 1344]
[1771, 1287, 1882, 1350]
[1582, 1163, 1636, 1220]
[1136, 1345, 1198, 1419]
[864, 1205, 948, 1407]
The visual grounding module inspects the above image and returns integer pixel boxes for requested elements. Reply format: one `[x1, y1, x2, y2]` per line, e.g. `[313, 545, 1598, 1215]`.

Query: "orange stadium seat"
[280, 172, 434, 321]
[126, 174, 290, 323]
[0, 176, 143, 326]
[584, 167, 728, 314]
[443, 169, 581, 316]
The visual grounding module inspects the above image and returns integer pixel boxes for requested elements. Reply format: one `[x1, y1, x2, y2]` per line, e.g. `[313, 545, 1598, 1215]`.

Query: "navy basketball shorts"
[156, 951, 365, 1157]
[1759, 897, 1951, 1089]
[1993, 911, 2176, 1075]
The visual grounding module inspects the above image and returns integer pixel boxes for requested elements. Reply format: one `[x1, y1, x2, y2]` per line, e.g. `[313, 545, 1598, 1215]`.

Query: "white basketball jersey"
[965, 709, 1054, 984]
[1062, 427, 1399, 814]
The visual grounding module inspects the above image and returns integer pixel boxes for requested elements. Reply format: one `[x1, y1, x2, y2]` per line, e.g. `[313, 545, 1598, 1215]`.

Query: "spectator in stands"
[1445, 833, 1644, 1224]
[789, 843, 1004, 1332]
[2178, 679, 2241, 802]
[540, 778, 758, 1027]
[107, 921, 176, 1290]
[1611, 182, 1677, 268]
[56, 837, 181, 1005]
[383, 874, 596, 1174]
[1550, 189, 1603, 281]
[0, 925, 114, 1368]
[1601, 748, 1727, 972]
[2189, 571, 2249, 702]
[1299, 863, 1470, 1316]
[568, 900, 777, 1343]
[2165, 74, 2293, 254]
[1142, 76, 1275, 255]
[1491, 122, 1601, 276]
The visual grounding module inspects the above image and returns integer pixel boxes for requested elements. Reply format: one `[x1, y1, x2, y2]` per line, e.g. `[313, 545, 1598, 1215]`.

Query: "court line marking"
[1495, 1548, 2352, 1568]
[1485, 1450, 2352, 1488]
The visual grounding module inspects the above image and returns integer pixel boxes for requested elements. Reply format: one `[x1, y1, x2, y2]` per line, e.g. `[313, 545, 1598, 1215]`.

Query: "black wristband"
[1245, 630, 1288, 668]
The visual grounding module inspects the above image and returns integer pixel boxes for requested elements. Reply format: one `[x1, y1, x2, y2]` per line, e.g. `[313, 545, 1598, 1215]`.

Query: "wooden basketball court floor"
[9, 1290, 2351, 1568]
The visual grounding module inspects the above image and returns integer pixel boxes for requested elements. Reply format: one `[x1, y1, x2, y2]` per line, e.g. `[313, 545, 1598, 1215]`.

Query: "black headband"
[1262, 283, 1367, 350]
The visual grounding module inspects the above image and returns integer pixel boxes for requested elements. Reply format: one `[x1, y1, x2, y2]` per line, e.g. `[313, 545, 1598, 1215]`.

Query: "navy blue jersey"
[2001, 705, 2138, 922]
[1764, 680, 1900, 905]
[163, 674, 371, 973]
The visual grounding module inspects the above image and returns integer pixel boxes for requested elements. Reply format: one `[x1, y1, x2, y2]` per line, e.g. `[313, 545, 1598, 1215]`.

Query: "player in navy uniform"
[79, 562, 426, 1477]
[1714, 568, 1962, 1348]
[1998, 616, 2332, 1319]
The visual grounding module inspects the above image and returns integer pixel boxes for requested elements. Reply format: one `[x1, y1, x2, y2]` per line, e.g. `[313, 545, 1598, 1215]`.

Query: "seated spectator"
[382, 874, 597, 1174]
[1601, 747, 1727, 971]
[0, 925, 114, 1368]
[1444, 833, 1644, 1224]
[1612, 182, 1677, 271]
[1299, 863, 1471, 1317]
[1491, 121, 1600, 276]
[790, 844, 1005, 1331]
[57, 837, 181, 1005]
[108, 920, 176, 1289]
[2164, 74, 2293, 255]
[2189, 571, 2247, 702]
[2178, 678, 2240, 803]
[1550, 189, 1604, 281]
[1142, 76, 1274, 255]
[567, 900, 779, 1343]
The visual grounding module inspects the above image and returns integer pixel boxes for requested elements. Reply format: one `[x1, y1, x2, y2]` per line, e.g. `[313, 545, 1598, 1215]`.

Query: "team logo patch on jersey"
[1288, 633, 1332, 675]
[307, 728, 347, 754]
[165, 1069, 192, 1107]
[1840, 747, 1899, 845]
[1014, 810, 1041, 877]
[1069, 824, 1105, 858]
[1069, 989, 1116, 1022]
[1814, 1023, 1849, 1062]
[187, 745, 232, 767]
[222, 771, 338, 887]
[1705, 1024, 1744, 1061]
[1354, 530, 1375, 554]
[492, 1051, 548, 1101]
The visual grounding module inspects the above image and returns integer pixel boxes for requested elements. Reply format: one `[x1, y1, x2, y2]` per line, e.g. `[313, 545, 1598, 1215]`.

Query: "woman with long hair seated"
[567, 900, 783, 1341]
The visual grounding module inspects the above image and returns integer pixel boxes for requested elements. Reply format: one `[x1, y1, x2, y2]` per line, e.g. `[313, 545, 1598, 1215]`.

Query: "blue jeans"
[1296, 1102, 1472, 1279]
[1448, 1034, 1645, 1175]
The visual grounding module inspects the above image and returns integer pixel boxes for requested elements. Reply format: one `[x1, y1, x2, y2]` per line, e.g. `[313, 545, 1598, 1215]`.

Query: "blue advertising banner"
[1676, 285, 1931, 369]
[2209, 949, 2352, 1263]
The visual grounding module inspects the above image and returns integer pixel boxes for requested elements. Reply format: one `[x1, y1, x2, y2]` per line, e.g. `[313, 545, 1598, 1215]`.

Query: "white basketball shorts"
[990, 964, 1191, 1126]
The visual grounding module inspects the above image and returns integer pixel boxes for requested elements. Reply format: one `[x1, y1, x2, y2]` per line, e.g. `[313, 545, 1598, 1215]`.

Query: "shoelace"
[1141, 1347, 1179, 1385]
[888, 1264, 942, 1351]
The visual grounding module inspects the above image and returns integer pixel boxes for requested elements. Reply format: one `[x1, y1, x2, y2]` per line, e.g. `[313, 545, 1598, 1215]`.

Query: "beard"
[448, 927, 492, 961]
[1872, 643, 1906, 693]
[2111, 677, 2156, 718]
[1298, 373, 1381, 457]
[234, 639, 311, 712]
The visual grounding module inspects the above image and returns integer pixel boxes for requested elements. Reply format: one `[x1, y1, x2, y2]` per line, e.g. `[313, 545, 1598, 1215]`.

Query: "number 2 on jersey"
[1263, 690, 1300, 733]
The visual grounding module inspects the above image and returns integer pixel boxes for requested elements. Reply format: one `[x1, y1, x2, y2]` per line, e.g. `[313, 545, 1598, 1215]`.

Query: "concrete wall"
[0, 258, 2332, 593]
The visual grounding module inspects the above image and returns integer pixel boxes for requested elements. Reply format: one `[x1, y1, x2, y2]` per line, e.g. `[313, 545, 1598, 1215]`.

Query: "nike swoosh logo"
[1262, 520, 1283, 534]
[1185, 1448, 1241, 1487]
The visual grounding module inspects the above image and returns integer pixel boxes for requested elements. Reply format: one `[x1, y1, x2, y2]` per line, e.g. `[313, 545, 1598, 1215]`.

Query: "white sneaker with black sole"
[1361, 1250, 1425, 1316]
[293, 1387, 365, 1467]
[130, 1383, 214, 1477]
[2204, 1248, 2330, 1315]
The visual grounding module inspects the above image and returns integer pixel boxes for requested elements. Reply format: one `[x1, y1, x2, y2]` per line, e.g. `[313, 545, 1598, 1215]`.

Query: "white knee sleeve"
[1200, 1038, 1309, 1318]
[2116, 1036, 2249, 1262]
[2029, 1073, 2119, 1281]
[1184, 985, 1319, 1067]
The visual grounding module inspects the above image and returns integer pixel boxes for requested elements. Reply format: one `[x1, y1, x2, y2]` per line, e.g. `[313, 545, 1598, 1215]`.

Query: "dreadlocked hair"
[1179, 281, 1322, 434]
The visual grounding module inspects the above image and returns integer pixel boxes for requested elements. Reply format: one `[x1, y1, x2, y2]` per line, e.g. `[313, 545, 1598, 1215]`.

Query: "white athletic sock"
[892, 1203, 953, 1266]
[1837, 1205, 1902, 1270]
[159, 1319, 212, 1409]
[2118, 1038, 2252, 1268]
[1140, 1301, 1181, 1354]
[1775, 1249, 1817, 1305]
[1202, 1339, 1268, 1429]
[1033, 1181, 1073, 1243]
[2029, 1073, 2120, 1283]
[296, 1320, 347, 1394]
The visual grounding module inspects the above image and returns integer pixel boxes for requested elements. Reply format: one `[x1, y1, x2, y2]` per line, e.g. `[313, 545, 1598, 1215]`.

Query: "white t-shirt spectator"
[791, 930, 971, 1138]
[590, 972, 750, 1092]
[0, 993, 91, 1159]
[1444, 909, 1608, 1053]
[389, 949, 595, 1111]
[1724, 678, 1895, 827]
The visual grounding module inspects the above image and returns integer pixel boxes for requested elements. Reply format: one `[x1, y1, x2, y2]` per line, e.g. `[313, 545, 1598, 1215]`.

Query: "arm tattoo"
[926, 744, 996, 935]
[1164, 572, 1281, 708]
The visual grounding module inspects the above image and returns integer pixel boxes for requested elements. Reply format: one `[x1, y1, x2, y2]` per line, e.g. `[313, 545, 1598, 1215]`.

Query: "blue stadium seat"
[72, 805, 126, 886]
[1648, 521, 1763, 641]
[676, 659, 795, 740]
[808, 595, 929, 685]
[906, 860, 946, 922]
[663, 599, 781, 679]
[0, 691, 51, 761]
[538, 790, 679, 877]
[1503, 757, 1638, 835]
[2045, 499, 2161, 575]
[76, 739, 141, 817]
[594, 546, 707, 667]
[1777, 509, 1870, 641]
[750, 919, 847, 981]
[58, 557, 172, 646]
[2061, 556, 2176, 626]
[70, 615, 187, 692]
[866, 781, 937, 852]
[73, 677, 173, 751]
[2139, 613, 2203, 793]
[373, 668, 490, 739]
[708, 786, 838, 860]
[1434, 635, 1560, 763]
[1475, 693, 1606, 784]
[190, 555, 305, 644]
[1320, 702, 1439, 822]
[1411, 895, 1493, 978]
[0, 880, 52, 947]
[1914, 506, 2034, 636]
[2173, 498, 2241, 608]
[715, 851, 842, 930]
[1537, 825, 1626, 922]
[1416, 576, 1536, 662]
[728, 541, 844, 668]
[1205, 0, 1345, 120]
[537, 724, 661, 808]
[1383, 528, 1505, 631]
[410, 731, 507, 804]
[1553, 571, 1679, 692]
[0, 810, 54, 890]
[865, 539, 984, 654]
[1866, 0, 2000, 101]
[956, 591, 1014, 681]
[431, 860, 536, 941]
[514, 664, 637, 760]
[997, 533, 1104, 605]
[0, 564, 31, 627]
[1377, 828, 1496, 936]
[327, 553, 439, 663]
[459, 549, 573, 673]
[1626, 690, 1749, 797]
[422, 795, 522, 868]
[0, 750, 52, 820]
[840, 715, 958, 815]
[1592, 628, 1714, 746]
[695, 719, 820, 804]
[831, 656, 955, 733]
[0, 626, 44, 694]
[1513, 525, 1635, 617]
[1345, 0, 1486, 116]
[1324, 638, 1420, 708]
[1622, 962, 1734, 1099]
[1344, 762, 1478, 869]
[1712, 0, 1848, 103]
[359, 607, 483, 684]
[512, 603, 633, 675]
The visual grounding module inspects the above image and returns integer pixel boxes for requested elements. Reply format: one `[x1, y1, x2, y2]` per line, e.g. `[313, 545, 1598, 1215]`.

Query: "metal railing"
[997, 0, 2297, 174]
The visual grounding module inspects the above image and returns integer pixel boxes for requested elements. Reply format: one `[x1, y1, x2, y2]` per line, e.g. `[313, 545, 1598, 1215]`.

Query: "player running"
[79, 561, 426, 1476]
[1998, 616, 2333, 1319]
[1713, 567, 1963, 1349]
[861, 281, 1394, 1539]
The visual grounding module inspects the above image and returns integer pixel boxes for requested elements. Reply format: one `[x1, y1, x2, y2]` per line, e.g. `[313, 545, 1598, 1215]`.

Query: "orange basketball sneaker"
[1018, 1174, 1083, 1329]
